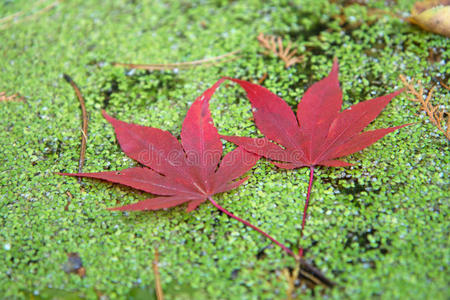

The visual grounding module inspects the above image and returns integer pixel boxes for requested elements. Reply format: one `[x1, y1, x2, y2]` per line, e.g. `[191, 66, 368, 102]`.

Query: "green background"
[0, 0, 448, 299]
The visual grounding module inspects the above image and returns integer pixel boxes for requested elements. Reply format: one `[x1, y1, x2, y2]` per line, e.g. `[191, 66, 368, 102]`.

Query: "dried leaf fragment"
[409, 0, 450, 37]
[0, 91, 24, 102]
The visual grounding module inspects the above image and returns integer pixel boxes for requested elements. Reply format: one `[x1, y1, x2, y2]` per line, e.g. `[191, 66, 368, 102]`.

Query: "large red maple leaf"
[220, 59, 409, 256]
[59, 80, 294, 256]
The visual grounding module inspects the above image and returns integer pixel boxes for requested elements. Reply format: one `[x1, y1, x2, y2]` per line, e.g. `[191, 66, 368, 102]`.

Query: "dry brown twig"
[257, 33, 304, 68]
[64, 191, 73, 211]
[0, 0, 61, 31]
[282, 257, 336, 298]
[400, 74, 450, 140]
[63, 74, 89, 183]
[113, 50, 240, 70]
[0, 0, 48, 25]
[153, 249, 164, 300]
[440, 80, 450, 91]
[0, 9, 24, 24]
[258, 73, 268, 84]
[0, 91, 24, 102]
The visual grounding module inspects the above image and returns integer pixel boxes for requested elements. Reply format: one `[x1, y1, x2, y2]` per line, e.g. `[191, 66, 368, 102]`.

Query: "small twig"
[400, 75, 449, 140]
[0, 0, 61, 31]
[0, 0, 48, 25]
[113, 50, 240, 70]
[257, 33, 304, 68]
[153, 249, 164, 300]
[63, 74, 89, 182]
[0, 10, 24, 24]
[248, 73, 268, 85]
[258, 73, 268, 85]
[299, 269, 322, 287]
[64, 191, 73, 211]
[440, 80, 450, 91]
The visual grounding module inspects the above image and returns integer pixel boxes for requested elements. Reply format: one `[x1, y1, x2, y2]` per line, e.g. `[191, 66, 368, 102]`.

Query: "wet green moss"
[0, 0, 448, 299]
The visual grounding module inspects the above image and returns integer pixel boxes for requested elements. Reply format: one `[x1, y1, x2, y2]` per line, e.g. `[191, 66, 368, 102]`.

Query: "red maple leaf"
[59, 80, 294, 256]
[220, 59, 410, 257]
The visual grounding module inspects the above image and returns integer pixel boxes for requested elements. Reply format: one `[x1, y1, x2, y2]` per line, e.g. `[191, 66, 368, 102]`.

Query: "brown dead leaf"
[62, 252, 85, 278]
[409, 0, 450, 37]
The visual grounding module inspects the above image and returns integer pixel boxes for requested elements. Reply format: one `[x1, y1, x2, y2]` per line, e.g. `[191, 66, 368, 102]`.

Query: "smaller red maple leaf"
[219, 59, 410, 257]
[59, 80, 294, 256]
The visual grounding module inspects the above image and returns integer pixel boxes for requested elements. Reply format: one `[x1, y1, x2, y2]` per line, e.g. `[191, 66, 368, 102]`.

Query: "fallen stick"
[63, 74, 88, 184]
[113, 50, 240, 70]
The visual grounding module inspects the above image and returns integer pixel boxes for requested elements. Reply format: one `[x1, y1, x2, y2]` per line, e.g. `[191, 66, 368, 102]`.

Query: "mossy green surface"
[0, 0, 448, 299]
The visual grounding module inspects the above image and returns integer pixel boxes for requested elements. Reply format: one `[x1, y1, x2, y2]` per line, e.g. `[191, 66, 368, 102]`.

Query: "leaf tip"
[392, 88, 406, 97]
[332, 57, 339, 72]
[101, 110, 116, 124]
[332, 56, 338, 66]
[397, 123, 414, 129]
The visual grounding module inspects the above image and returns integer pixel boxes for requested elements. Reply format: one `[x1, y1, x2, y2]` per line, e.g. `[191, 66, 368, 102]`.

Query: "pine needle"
[400, 75, 449, 140]
[113, 50, 240, 70]
[0, 0, 61, 31]
[257, 33, 304, 68]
